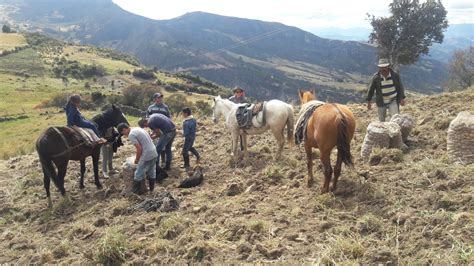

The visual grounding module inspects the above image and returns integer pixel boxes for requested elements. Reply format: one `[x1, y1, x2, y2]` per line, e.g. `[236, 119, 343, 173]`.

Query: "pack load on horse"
[36, 101, 128, 206]
[296, 90, 356, 193]
[212, 95, 294, 160]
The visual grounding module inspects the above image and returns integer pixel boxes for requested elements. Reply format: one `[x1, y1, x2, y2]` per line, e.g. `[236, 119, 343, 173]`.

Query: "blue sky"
[113, 0, 473, 32]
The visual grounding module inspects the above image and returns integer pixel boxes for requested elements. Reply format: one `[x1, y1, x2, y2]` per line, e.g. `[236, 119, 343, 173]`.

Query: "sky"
[113, 0, 473, 32]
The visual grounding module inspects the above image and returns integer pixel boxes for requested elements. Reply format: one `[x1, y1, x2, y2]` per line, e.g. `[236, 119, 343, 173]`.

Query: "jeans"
[134, 158, 157, 181]
[182, 137, 200, 166]
[101, 144, 113, 173]
[378, 101, 399, 122]
[156, 130, 176, 167]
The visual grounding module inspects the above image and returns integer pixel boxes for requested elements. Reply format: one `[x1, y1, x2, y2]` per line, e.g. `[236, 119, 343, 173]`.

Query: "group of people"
[63, 57, 406, 194]
[117, 92, 201, 193]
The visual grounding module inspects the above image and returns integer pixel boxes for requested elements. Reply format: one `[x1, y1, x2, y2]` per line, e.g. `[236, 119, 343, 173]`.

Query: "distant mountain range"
[0, 0, 452, 101]
[310, 24, 474, 63]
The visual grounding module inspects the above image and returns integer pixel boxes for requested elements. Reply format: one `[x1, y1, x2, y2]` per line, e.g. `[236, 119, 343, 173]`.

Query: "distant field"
[63, 46, 136, 74]
[0, 33, 27, 51]
[0, 48, 45, 76]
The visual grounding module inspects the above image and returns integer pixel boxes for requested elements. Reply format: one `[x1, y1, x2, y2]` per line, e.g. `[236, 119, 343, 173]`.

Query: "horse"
[297, 90, 356, 193]
[36, 104, 128, 206]
[212, 95, 294, 160]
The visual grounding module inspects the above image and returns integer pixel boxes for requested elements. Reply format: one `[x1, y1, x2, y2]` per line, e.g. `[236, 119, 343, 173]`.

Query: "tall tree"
[368, 0, 448, 72]
[446, 46, 474, 91]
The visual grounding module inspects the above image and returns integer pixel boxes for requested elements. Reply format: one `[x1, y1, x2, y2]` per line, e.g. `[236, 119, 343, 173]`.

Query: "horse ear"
[298, 90, 304, 101]
[112, 104, 117, 110]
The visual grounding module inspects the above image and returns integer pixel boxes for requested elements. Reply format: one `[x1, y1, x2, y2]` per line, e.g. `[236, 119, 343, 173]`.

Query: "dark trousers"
[156, 131, 176, 167]
[182, 137, 200, 166]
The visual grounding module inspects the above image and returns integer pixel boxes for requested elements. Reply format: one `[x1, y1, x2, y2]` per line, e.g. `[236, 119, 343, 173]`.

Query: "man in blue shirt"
[141, 113, 176, 171]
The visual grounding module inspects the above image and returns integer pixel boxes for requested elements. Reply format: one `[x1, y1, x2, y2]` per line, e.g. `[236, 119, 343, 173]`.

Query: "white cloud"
[113, 0, 473, 30]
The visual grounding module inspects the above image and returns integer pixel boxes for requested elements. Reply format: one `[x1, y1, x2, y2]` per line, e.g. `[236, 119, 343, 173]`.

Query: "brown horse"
[36, 105, 128, 206]
[297, 90, 356, 193]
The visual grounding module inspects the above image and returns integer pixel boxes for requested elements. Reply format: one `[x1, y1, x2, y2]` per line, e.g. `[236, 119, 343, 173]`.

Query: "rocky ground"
[0, 89, 473, 264]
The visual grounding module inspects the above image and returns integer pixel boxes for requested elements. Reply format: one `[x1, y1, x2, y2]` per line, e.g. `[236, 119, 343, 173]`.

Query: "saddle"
[70, 126, 100, 147]
[236, 102, 266, 129]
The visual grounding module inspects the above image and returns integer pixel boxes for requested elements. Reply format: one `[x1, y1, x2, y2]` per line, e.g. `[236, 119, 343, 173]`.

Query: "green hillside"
[0, 32, 229, 159]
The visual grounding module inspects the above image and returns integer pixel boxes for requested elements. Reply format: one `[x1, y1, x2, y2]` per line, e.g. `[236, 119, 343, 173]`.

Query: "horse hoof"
[96, 184, 103, 190]
[306, 177, 314, 188]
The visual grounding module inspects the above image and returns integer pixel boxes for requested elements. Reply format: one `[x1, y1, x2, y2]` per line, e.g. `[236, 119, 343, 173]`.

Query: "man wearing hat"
[366, 58, 406, 122]
[229, 87, 248, 104]
[147, 92, 171, 118]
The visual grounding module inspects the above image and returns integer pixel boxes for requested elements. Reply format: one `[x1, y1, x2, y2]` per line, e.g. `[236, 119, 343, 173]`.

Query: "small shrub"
[132, 68, 155, 80]
[95, 228, 127, 265]
[166, 94, 192, 115]
[194, 100, 212, 115]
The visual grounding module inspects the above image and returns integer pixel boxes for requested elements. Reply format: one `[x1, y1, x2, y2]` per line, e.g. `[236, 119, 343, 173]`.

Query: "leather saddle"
[236, 102, 266, 129]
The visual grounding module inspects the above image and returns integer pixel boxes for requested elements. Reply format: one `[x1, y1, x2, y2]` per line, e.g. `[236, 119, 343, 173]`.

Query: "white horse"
[212, 96, 294, 160]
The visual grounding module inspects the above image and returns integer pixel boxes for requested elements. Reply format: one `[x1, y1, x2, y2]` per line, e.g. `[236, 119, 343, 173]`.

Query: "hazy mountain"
[311, 24, 474, 63]
[0, 0, 449, 101]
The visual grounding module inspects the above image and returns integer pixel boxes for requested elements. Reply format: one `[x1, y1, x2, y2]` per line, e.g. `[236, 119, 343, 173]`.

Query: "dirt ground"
[1, 90, 473, 264]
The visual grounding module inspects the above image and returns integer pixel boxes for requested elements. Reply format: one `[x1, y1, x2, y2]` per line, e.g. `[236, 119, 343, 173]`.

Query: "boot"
[148, 178, 155, 192]
[156, 166, 168, 181]
[181, 156, 190, 169]
[164, 161, 171, 171]
[132, 180, 142, 195]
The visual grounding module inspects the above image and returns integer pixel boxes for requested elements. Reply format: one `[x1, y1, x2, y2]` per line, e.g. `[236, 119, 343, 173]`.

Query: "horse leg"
[43, 173, 52, 207]
[320, 150, 333, 194]
[231, 133, 239, 159]
[242, 134, 248, 158]
[305, 144, 314, 187]
[332, 152, 343, 192]
[272, 127, 285, 160]
[55, 160, 68, 196]
[93, 154, 102, 189]
[79, 160, 86, 189]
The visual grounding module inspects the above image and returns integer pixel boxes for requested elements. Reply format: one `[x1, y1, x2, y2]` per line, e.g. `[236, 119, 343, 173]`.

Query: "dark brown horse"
[298, 90, 356, 193]
[36, 105, 128, 206]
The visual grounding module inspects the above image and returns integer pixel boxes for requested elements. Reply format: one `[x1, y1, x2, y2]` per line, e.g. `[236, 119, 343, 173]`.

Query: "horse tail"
[286, 105, 295, 147]
[36, 131, 58, 187]
[334, 105, 353, 167]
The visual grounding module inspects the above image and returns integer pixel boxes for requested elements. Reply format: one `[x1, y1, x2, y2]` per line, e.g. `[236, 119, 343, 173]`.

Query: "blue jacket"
[65, 102, 101, 137]
[183, 116, 197, 139]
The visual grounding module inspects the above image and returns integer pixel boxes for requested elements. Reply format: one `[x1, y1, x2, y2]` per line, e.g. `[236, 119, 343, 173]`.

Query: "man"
[147, 92, 170, 167]
[141, 113, 176, 171]
[117, 123, 158, 194]
[229, 87, 248, 104]
[367, 58, 406, 122]
[147, 92, 171, 118]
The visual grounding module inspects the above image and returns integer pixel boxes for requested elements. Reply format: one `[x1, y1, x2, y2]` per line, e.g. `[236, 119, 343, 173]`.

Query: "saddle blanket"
[71, 126, 100, 143]
[294, 100, 325, 145]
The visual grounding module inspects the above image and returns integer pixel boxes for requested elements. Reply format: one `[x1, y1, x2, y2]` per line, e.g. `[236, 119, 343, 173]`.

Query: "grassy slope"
[0, 33, 27, 51]
[0, 88, 472, 264]
[0, 33, 217, 159]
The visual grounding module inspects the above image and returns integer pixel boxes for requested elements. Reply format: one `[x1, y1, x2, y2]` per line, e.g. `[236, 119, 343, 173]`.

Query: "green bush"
[166, 94, 192, 115]
[194, 100, 212, 115]
[122, 84, 159, 109]
[132, 68, 155, 80]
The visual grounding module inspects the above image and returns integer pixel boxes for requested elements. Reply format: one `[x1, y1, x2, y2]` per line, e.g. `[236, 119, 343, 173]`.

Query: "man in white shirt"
[118, 123, 158, 194]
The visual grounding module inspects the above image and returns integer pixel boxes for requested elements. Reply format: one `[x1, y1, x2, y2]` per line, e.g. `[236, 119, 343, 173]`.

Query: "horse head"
[212, 95, 222, 124]
[102, 104, 129, 128]
[298, 89, 318, 104]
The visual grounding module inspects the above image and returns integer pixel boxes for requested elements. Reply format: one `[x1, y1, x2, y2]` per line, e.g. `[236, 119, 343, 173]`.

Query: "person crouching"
[118, 123, 158, 194]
